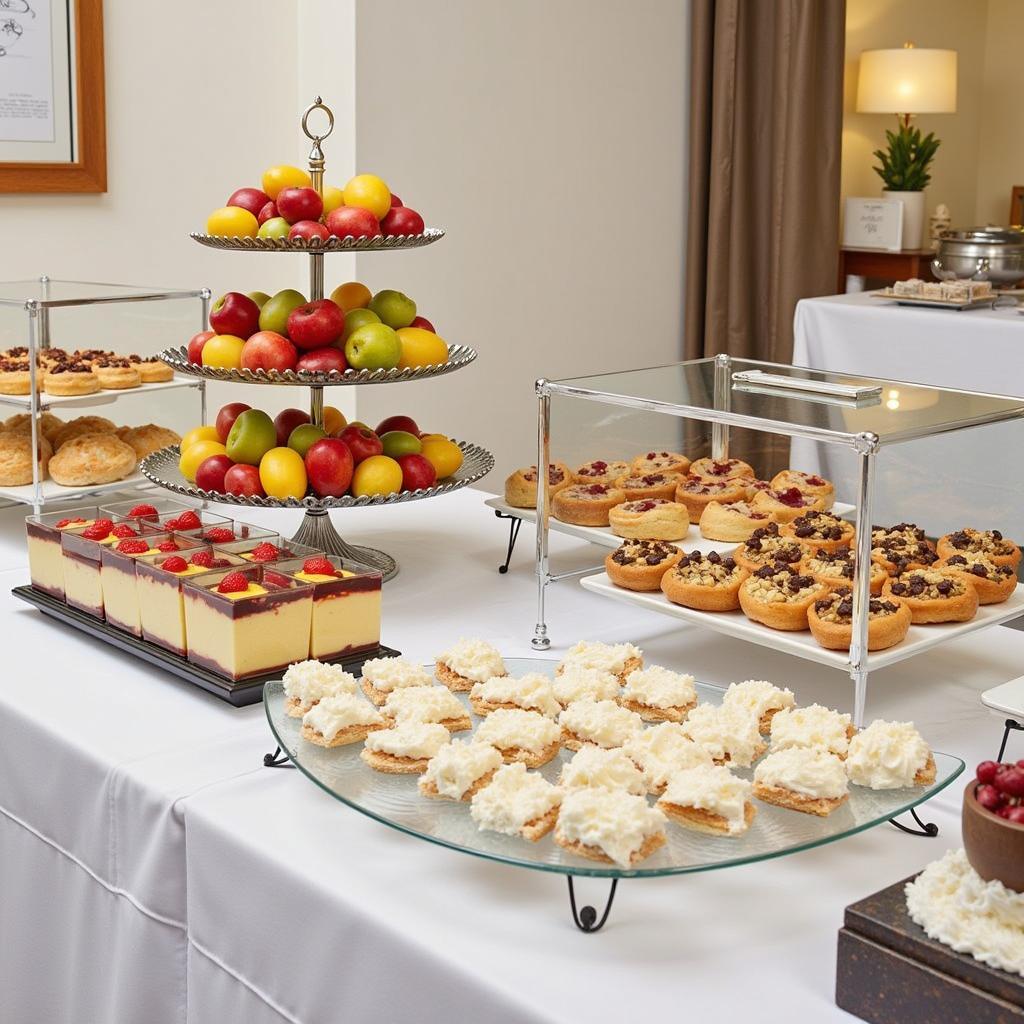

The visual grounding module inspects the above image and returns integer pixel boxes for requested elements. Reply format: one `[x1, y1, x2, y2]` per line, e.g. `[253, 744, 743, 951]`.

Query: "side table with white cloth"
[791, 291, 1024, 539]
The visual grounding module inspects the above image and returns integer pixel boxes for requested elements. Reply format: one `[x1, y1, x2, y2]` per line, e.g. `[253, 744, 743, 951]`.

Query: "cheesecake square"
[275, 554, 382, 660]
[98, 497, 191, 524]
[182, 564, 314, 681]
[195, 519, 275, 545]
[60, 515, 142, 619]
[150, 508, 233, 537]
[25, 504, 102, 600]
[212, 536, 324, 566]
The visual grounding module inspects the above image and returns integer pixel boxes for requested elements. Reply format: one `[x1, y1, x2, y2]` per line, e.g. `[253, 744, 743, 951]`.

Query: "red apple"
[240, 330, 298, 373]
[257, 201, 278, 225]
[397, 453, 437, 491]
[227, 187, 271, 218]
[277, 186, 324, 225]
[409, 316, 435, 332]
[380, 205, 424, 237]
[338, 424, 383, 464]
[304, 438, 354, 497]
[215, 402, 251, 443]
[210, 292, 261, 338]
[195, 454, 234, 492]
[375, 414, 420, 436]
[288, 220, 330, 242]
[287, 299, 345, 350]
[325, 206, 381, 239]
[223, 463, 265, 497]
[187, 330, 215, 364]
[274, 408, 311, 447]
[389, 193, 403, 207]
[296, 348, 348, 373]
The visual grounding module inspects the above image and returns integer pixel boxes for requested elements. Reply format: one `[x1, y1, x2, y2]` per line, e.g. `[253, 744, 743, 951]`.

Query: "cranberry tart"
[808, 588, 911, 651]
[551, 483, 626, 527]
[660, 550, 748, 611]
[688, 457, 755, 482]
[936, 528, 1021, 571]
[698, 499, 774, 542]
[781, 509, 854, 554]
[674, 475, 749, 520]
[573, 459, 629, 486]
[870, 524, 939, 575]
[750, 487, 827, 524]
[801, 549, 886, 595]
[605, 539, 682, 591]
[937, 554, 1017, 605]
[732, 523, 804, 573]
[630, 450, 691, 476]
[738, 563, 828, 631]
[613, 471, 678, 501]
[608, 498, 689, 540]
[770, 470, 835, 510]
[504, 462, 572, 508]
[882, 568, 979, 624]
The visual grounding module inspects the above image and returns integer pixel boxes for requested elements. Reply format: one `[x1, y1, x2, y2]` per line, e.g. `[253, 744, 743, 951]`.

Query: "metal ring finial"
[302, 98, 334, 147]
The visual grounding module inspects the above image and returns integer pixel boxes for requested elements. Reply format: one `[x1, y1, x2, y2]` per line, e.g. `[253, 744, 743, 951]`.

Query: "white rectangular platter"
[0, 376, 199, 412]
[0, 469, 152, 506]
[870, 290, 995, 312]
[579, 570, 1024, 673]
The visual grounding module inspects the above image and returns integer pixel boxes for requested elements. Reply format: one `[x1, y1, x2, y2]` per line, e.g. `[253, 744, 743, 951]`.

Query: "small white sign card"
[843, 198, 904, 252]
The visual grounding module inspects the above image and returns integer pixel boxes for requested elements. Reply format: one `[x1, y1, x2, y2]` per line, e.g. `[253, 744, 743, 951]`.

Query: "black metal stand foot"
[263, 746, 295, 768]
[997, 718, 1024, 762]
[889, 806, 938, 837]
[495, 510, 522, 574]
[567, 877, 618, 932]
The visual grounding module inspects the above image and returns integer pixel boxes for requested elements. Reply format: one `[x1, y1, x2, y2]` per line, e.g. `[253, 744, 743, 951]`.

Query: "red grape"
[976, 760, 999, 784]
[976, 784, 1004, 811]
[1004, 806, 1024, 825]
[997, 767, 1024, 798]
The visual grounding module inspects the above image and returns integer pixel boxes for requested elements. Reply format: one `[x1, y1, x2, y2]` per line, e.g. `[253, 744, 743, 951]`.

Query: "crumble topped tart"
[808, 587, 912, 651]
[939, 553, 1017, 604]
[734, 522, 804, 571]
[883, 567, 979, 623]
[605, 538, 682, 591]
[801, 549, 886, 594]
[782, 510, 854, 552]
[660, 550, 747, 611]
[738, 563, 828, 630]
[938, 528, 1021, 568]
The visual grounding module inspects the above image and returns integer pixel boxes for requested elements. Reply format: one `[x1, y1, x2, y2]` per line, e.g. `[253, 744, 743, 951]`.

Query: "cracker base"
[657, 799, 756, 836]
[753, 781, 848, 817]
[553, 829, 666, 866]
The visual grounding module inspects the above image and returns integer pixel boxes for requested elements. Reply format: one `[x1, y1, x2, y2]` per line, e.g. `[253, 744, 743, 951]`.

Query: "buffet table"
[1, 487, 1019, 1023]
[791, 292, 1024, 537]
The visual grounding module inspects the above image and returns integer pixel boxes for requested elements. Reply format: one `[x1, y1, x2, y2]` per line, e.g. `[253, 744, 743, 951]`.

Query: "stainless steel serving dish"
[932, 227, 1024, 285]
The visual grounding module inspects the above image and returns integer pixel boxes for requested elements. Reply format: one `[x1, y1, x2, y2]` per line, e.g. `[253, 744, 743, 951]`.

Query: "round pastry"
[660, 549, 748, 611]
[52, 415, 118, 450]
[688, 457, 755, 482]
[551, 483, 626, 527]
[698, 500, 775, 542]
[504, 462, 572, 508]
[744, 478, 774, 500]
[936, 554, 1017, 605]
[115, 424, 182, 460]
[750, 487, 826, 524]
[43, 361, 100, 397]
[770, 470, 835, 510]
[781, 510, 854, 554]
[808, 588, 911, 652]
[131, 355, 175, 383]
[608, 498, 689, 540]
[870, 524, 939, 575]
[2, 411, 64, 444]
[48, 433, 137, 487]
[605, 539, 683, 591]
[732, 522, 804, 573]
[0, 433, 51, 486]
[882, 568, 979, 624]
[630, 450, 691, 476]
[573, 459, 629, 486]
[613, 471, 678, 501]
[801, 549, 886, 595]
[738, 564, 829, 631]
[1, 345, 29, 360]
[91, 357, 141, 390]
[0, 358, 31, 395]
[674, 475, 749, 520]
[936, 528, 1021, 571]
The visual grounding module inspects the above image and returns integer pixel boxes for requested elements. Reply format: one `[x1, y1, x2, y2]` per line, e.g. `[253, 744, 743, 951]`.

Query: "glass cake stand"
[263, 657, 964, 931]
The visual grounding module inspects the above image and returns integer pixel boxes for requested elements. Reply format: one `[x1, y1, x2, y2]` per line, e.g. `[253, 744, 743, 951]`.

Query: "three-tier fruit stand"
[141, 98, 493, 580]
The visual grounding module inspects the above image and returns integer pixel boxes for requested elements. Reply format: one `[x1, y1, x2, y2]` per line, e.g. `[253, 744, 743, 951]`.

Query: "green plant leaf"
[873, 124, 942, 191]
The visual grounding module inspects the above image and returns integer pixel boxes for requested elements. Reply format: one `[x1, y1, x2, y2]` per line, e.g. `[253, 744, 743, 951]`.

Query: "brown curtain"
[684, 0, 845, 469]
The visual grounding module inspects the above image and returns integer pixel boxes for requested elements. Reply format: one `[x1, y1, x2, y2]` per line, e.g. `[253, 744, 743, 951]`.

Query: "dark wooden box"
[837, 876, 1024, 1023]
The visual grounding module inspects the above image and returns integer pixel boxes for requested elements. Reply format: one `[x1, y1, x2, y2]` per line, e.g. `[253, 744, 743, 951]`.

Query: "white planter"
[885, 190, 925, 249]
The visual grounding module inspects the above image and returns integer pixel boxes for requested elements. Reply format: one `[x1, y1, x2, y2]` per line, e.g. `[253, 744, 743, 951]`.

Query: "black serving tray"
[12, 585, 400, 708]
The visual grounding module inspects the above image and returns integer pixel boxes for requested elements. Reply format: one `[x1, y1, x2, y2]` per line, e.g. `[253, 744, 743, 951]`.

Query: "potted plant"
[872, 124, 941, 249]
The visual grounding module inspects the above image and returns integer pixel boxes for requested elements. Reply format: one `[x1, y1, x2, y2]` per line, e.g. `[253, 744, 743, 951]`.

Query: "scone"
[551, 483, 626, 526]
[781, 510, 854, 554]
[554, 788, 666, 867]
[381, 685, 472, 732]
[283, 659, 358, 717]
[770, 703, 855, 759]
[435, 637, 507, 692]
[770, 470, 835, 510]
[936, 528, 1021, 571]
[808, 588, 912, 651]
[674, 475, 749, 520]
[469, 672, 560, 718]
[559, 698, 644, 751]
[605, 539, 682, 591]
[48, 433, 136, 486]
[556, 640, 642, 684]
[937, 554, 1017, 605]
[738, 564, 828, 631]
[609, 498, 689, 540]
[733, 522, 811, 573]
[630, 450, 691, 476]
[688, 457, 755, 482]
[419, 740, 503, 802]
[472, 708, 562, 767]
[801, 549, 886, 595]
[504, 462, 572, 508]
[681, 702, 767, 767]
[360, 656, 434, 705]
[656, 763, 756, 836]
[2, 411, 64, 443]
[557, 745, 648, 795]
[300, 693, 385, 747]
[660, 550, 747, 611]
[573, 459, 629, 486]
[619, 665, 697, 723]
[623, 723, 713, 795]
[613, 471, 678, 501]
[753, 747, 850, 816]
[722, 679, 796, 735]
[750, 487, 827, 524]
[882, 568, 979, 624]
[845, 720, 936, 789]
[116, 424, 182, 460]
[698, 500, 775, 542]
[52, 415, 117, 450]
[0, 432, 51, 486]
[360, 722, 450, 774]
[470, 762, 562, 841]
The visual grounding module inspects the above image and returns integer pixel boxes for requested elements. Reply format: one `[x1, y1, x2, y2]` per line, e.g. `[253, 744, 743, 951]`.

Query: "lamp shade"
[856, 48, 957, 114]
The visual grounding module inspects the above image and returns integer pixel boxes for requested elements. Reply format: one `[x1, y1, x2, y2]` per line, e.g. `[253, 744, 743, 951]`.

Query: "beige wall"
[352, 0, 690, 482]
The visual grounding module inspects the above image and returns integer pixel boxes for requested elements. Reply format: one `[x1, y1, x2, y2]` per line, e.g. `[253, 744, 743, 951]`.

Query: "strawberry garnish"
[55, 517, 86, 529]
[203, 527, 235, 543]
[217, 571, 250, 594]
[174, 510, 202, 531]
[157, 540, 180, 552]
[116, 538, 149, 554]
[211, 557, 231, 568]
[190, 550, 214, 567]
[302, 556, 338, 576]
[263, 570, 292, 588]
[82, 522, 112, 541]
[128, 504, 158, 518]
[110, 524, 138, 538]
[160, 555, 188, 573]
[249, 542, 280, 562]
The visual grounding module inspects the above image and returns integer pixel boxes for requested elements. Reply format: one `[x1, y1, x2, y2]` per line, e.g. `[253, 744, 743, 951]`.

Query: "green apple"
[248, 291, 271, 308]
[259, 288, 307, 336]
[342, 307, 380, 343]
[225, 409, 277, 465]
[380, 430, 422, 458]
[368, 289, 416, 329]
[344, 322, 402, 370]
[287, 422, 327, 458]
[257, 217, 291, 240]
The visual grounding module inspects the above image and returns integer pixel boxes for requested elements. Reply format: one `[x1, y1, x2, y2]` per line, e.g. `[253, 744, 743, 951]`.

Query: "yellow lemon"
[206, 206, 258, 238]
[420, 437, 463, 478]
[322, 185, 345, 214]
[396, 327, 449, 369]
[201, 335, 246, 369]
[258, 447, 308, 500]
[342, 174, 391, 219]
[179, 440, 226, 482]
[352, 455, 403, 497]
[261, 164, 311, 200]
[180, 425, 220, 452]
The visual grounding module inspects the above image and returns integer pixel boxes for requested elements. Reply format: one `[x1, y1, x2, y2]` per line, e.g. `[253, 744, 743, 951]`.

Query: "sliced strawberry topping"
[190, 550, 214, 567]
[160, 556, 188, 573]
[203, 527, 235, 543]
[249, 542, 281, 562]
[217, 571, 250, 594]
[157, 540, 181, 552]
[263, 570, 292, 588]
[128, 504, 158, 518]
[110, 524, 138, 538]
[116, 538, 150, 554]
[302, 556, 337, 576]
[82, 522, 112, 541]
[174, 510, 202, 530]
[55, 517, 86, 529]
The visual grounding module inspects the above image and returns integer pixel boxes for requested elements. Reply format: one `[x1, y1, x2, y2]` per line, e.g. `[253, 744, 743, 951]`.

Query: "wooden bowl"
[961, 779, 1024, 892]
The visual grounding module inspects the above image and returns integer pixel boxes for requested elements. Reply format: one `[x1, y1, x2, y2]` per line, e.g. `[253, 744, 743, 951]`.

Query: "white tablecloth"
[791, 292, 1024, 537]
[0, 487, 1019, 1022]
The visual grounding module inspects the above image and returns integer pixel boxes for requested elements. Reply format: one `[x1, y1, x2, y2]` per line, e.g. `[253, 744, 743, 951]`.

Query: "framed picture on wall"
[0, 0, 105, 192]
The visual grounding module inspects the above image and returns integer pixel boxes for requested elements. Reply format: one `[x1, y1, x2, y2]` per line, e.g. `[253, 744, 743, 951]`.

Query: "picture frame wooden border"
[0, 0, 106, 193]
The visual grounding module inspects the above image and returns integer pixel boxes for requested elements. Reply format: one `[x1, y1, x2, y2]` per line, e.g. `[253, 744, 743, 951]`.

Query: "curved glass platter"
[264, 658, 964, 879]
